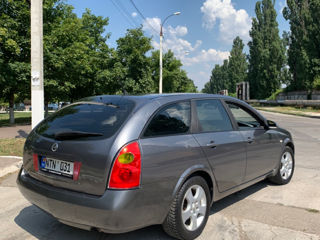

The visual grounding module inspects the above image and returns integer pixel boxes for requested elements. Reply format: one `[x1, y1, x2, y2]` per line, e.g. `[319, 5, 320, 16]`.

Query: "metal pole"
[31, 0, 44, 129]
[158, 12, 180, 94]
[159, 27, 163, 94]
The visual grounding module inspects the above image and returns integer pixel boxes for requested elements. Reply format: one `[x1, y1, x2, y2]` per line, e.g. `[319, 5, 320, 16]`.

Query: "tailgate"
[23, 133, 115, 196]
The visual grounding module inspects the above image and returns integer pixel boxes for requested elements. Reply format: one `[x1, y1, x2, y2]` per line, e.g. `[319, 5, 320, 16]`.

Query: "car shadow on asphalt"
[14, 180, 272, 240]
[210, 180, 270, 215]
[14, 205, 175, 240]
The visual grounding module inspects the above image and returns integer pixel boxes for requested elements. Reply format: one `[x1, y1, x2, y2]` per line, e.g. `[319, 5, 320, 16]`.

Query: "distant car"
[17, 94, 295, 240]
[14, 103, 26, 111]
[59, 102, 70, 109]
[48, 103, 58, 111]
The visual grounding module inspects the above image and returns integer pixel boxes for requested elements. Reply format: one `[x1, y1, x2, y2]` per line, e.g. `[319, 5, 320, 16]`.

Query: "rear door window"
[144, 102, 191, 137]
[195, 99, 233, 132]
[36, 101, 134, 139]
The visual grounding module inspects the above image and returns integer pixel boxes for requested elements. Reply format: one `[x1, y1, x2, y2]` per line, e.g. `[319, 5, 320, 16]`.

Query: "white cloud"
[182, 49, 229, 66]
[143, 17, 199, 60]
[142, 17, 161, 34]
[142, 17, 230, 90]
[168, 25, 188, 37]
[201, 0, 251, 43]
[278, 0, 287, 14]
[131, 12, 137, 18]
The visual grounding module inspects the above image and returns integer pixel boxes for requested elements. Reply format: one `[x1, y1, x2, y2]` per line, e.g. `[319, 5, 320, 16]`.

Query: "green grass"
[0, 138, 26, 156]
[307, 208, 320, 214]
[0, 112, 31, 127]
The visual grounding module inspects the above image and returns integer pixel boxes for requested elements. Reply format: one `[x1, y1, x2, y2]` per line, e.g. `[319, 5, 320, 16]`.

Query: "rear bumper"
[17, 168, 165, 233]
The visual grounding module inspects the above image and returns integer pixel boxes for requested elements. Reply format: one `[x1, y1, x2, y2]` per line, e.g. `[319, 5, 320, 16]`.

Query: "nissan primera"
[17, 94, 294, 240]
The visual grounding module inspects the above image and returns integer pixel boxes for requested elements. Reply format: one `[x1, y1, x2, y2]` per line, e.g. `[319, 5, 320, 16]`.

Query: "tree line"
[0, 0, 196, 123]
[203, 0, 320, 100]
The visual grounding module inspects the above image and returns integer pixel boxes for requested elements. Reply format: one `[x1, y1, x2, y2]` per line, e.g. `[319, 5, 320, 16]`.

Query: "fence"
[276, 91, 320, 100]
[247, 99, 320, 107]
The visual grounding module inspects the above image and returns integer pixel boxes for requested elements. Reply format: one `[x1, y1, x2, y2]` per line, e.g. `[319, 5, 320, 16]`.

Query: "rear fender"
[171, 164, 217, 206]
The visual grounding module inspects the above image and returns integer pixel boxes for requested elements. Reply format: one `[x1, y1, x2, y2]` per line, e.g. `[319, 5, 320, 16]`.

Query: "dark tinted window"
[227, 103, 262, 129]
[144, 102, 191, 137]
[196, 99, 233, 132]
[36, 101, 134, 139]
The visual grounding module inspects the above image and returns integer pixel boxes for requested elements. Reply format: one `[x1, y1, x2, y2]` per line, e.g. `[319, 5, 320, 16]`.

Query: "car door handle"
[206, 141, 217, 148]
[247, 137, 254, 144]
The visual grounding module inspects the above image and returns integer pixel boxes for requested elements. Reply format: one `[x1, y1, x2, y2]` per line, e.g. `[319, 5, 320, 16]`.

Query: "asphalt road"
[0, 111, 319, 240]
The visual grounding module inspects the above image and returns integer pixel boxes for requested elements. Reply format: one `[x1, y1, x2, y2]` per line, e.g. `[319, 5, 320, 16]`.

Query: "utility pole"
[159, 12, 181, 94]
[159, 28, 163, 94]
[31, 0, 44, 129]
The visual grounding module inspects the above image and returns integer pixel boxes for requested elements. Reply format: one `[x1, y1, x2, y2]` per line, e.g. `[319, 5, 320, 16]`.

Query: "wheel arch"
[172, 165, 216, 205]
[283, 138, 295, 154]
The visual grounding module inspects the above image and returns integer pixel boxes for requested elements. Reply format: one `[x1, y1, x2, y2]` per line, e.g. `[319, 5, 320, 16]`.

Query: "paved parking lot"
[0, 111, 319, 240]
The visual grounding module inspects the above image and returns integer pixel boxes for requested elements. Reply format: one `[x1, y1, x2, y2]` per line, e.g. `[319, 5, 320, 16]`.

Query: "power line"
[129, 0, 159, 36]
[110, 0, 137, 28]
[117, 0, 140, 27]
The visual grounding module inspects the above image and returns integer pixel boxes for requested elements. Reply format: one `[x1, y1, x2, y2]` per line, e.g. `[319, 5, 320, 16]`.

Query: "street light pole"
[159, 12, 181, 94]
[31, 0, 44, 129]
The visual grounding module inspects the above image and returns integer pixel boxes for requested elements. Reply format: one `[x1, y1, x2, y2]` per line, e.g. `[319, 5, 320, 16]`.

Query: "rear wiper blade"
[54, 131, 103, 140]
[104, 103, 119, 108]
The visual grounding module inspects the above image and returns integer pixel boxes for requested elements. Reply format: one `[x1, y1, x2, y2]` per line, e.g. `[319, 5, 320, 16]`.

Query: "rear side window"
[144, 102, 191, 137]
[36, 101, 134, 139]
[195, 99, 233, 132]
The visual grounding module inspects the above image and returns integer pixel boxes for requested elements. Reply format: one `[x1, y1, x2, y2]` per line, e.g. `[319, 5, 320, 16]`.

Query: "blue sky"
[66, 0, 290, 91]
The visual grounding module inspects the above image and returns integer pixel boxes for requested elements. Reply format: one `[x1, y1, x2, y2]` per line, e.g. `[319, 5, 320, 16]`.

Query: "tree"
[248, 0, 285, 99]
[228, 36, 248, 93]
[0, 0, 30, 123]
[43, 4, 111, 106]
[203, 60, 229, 94]
[115, 28, 154, 94]
[283, 0, 320, 97]
[150, 50, 197, 93]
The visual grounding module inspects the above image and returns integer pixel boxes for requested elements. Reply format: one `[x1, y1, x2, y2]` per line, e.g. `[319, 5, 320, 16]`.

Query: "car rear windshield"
[35, 100, 135, 140]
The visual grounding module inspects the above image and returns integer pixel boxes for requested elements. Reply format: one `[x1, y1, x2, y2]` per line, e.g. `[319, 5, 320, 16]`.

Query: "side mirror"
[267, 120, 277, 128]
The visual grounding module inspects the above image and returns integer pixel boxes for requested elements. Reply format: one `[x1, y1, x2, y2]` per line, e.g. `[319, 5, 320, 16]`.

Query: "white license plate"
[40, 156, 74, 177]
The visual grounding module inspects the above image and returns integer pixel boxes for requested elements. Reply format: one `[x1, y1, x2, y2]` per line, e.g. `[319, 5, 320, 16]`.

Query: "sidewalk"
[0, 156, 22, 178]
[0, 125, 31, 139]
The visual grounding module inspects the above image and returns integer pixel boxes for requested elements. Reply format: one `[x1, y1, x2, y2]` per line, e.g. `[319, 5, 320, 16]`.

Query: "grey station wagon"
[17, 94, 295, 240]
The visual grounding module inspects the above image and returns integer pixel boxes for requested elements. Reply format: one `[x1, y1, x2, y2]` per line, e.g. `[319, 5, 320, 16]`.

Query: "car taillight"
[108, 141, 141, 189]
[33, 153, 39, 171]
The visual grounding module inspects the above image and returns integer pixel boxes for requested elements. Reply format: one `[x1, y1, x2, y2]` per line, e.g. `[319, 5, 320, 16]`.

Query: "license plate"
[40, 156, 74, 177]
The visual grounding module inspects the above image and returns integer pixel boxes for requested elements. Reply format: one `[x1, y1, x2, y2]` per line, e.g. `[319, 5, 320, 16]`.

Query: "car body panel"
[192, 131, 247, 192]
[239, 128, 282, 181]
[23, 131, 117, 195]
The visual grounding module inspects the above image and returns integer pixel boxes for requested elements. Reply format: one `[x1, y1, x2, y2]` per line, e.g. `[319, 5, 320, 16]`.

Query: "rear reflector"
[73, 162, 82, 181]
[33, 154, 39, 171]
[108, 141, 141, 189]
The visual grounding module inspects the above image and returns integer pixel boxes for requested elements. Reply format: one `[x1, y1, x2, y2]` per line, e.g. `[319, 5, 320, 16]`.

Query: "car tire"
[268, 146, 295, 185]
[162, 176, 211, 240]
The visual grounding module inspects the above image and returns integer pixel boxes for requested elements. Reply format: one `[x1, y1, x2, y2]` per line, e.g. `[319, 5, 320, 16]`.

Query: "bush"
[229, 92, 237, 98]
[313, 76, 320, 90]
[267, 89, 283, 100]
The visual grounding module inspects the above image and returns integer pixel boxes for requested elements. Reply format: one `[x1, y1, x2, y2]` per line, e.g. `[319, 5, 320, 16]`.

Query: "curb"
[0, 156, 22, 178]
[257, 109, 320, 119]
[0, 156, 22, 159]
